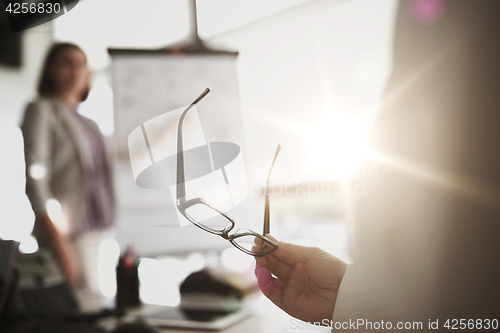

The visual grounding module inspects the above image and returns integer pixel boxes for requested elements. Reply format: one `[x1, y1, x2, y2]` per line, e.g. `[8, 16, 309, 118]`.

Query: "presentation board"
[109, 47, 262, 256]
[109, 50, 245, 158]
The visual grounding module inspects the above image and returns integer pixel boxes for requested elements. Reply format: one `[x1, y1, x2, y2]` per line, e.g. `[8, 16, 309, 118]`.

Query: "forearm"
[36, 214, 79, 284]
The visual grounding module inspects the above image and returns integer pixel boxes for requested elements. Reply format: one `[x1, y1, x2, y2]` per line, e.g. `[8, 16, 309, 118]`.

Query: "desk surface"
[75, 290, 331, 333]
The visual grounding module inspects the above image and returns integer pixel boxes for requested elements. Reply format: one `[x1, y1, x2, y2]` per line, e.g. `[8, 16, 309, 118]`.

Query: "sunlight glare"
[293, 99, 371, 180]
[46, 198, 70, 235]
[19, 235, 39, 254]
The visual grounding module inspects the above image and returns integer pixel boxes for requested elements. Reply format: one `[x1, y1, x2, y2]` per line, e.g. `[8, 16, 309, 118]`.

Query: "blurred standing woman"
[21, 43, 115, 288]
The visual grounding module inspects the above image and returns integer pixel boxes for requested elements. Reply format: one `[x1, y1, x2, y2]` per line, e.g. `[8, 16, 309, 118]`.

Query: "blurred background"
[0, 0, 397, 324]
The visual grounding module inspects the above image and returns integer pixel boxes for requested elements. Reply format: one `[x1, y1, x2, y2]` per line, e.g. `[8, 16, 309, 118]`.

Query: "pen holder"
[115, 258, 140, 309]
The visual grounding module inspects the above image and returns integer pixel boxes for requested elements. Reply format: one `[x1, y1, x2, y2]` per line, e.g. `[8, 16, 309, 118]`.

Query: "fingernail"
[256, 266, 267, 278]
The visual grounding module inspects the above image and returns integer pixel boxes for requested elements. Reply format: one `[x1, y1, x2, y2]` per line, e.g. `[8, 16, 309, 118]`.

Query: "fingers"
[256, 234, 320, 283]
[262, 254, 293, 281]
[255, 253, 266, 268]
[264, 234, 319, 267]
[252, 243, 266, 259]
[265, 234, 278, 242]
[254, 234, 299, 281]
[255, 266, 284, 308]
[254, 255, 287, 290]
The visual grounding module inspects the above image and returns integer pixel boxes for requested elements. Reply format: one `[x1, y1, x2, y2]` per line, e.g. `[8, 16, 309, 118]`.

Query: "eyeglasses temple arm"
[263, 144, 281, 235]
[176, 88, 210, 205]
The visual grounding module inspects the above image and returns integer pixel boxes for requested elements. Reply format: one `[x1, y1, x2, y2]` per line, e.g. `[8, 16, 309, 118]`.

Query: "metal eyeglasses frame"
[175, 88, 279, 256]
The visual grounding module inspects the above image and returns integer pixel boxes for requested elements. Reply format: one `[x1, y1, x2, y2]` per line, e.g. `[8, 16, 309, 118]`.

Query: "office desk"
[75, 290, 331, 333]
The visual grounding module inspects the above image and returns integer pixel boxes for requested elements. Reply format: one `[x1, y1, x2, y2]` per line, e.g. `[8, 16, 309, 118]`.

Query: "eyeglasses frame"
[175, 88, 278, 256]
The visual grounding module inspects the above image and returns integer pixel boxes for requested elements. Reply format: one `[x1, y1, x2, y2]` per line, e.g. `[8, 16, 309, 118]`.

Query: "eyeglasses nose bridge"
[220, 231, 231, 240]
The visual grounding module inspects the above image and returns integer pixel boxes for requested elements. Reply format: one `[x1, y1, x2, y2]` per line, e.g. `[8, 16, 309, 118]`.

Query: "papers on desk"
[131, 301, 255, 331]
[180, 292, 242, 312]
[130, 286, 259, 330]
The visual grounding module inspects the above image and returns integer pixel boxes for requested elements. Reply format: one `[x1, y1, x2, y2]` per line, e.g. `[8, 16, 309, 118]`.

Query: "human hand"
[37, 214, 81, 286]
[254, 235, 347, 323]
[58, 242, 81, 286]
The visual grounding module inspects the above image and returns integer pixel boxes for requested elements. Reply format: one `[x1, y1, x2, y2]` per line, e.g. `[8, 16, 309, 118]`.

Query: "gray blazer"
[21, 97, 113, 239]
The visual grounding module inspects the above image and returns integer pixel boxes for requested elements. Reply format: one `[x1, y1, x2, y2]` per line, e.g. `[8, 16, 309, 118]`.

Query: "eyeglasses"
[175, 88, 279, 256]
